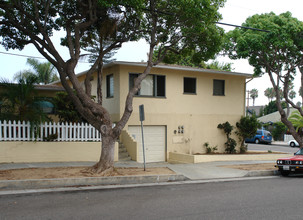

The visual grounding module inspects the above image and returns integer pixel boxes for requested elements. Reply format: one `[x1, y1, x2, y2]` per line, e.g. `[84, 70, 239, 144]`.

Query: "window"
[129, 73, 165, 97]
[213, 79, 225, 96]
[183, 77, 196, 94]
[106, 74, 114, 98]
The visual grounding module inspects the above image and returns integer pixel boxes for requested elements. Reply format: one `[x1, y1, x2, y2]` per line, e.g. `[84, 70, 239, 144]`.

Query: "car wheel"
[280, 170, 290, 177]
[255, 139, 260, 144]
[290, 142, 295, 148]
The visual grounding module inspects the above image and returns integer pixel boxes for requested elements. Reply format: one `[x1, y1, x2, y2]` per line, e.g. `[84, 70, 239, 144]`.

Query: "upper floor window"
[183, 77, 196, 94]
[106, 74, 114, 98]
[129, 73, 165, 97]
[213, 79, 225, 96]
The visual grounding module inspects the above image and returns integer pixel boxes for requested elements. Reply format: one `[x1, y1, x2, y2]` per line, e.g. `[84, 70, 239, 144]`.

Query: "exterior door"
[128, 125, 166, 163]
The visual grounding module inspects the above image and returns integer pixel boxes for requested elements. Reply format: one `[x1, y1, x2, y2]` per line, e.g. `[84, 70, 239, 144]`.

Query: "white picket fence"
[0, 120, 101, 142]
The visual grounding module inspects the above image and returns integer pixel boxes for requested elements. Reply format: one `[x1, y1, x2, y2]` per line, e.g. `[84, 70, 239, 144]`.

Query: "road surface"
[248, 143, 298, 154]
[1, 177, 302, 220]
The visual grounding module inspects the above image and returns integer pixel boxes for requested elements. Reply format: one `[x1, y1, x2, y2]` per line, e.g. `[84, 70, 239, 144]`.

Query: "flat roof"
[0, 83, 64, 91]
[104, 61, 253, 78]
[34, 84, 65, 91]
[53, 61, 253, 82]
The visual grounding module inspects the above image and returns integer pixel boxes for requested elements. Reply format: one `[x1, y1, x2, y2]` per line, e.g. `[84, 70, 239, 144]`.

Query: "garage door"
[128, 126, 166, 163]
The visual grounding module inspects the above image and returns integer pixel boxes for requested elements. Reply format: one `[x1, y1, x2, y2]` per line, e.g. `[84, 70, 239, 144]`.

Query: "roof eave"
[104, 61, 253, 78]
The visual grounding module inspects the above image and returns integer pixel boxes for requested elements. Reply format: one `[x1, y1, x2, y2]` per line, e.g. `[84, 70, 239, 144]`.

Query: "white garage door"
[128, 126, 166, 163]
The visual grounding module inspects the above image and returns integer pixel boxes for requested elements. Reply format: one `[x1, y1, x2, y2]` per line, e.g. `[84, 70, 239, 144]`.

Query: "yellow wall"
[169, 152, 292, 163]
[120, 130, 138, 161]
[53, 63, 248, 161]
[102, 65, 121, 122]
[0, 142, 119, 163]
[113, 64, 247, 158]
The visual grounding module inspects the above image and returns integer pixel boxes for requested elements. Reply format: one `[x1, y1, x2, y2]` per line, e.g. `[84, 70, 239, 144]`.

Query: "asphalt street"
[248, 143, 298, 154]
[1, 176, 302, 220]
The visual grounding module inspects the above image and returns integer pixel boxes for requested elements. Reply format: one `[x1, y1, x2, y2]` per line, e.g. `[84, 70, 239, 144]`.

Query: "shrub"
[271, 122, 287, 141]
[235, 115, 260, 150]
[204, 142, 218, 154]
[217, 122, 237, 154]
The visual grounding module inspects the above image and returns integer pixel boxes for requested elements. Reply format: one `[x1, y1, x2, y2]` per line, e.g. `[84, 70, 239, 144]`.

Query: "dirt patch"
[0, 167, 175, 180]
[221, 163, 276, 171]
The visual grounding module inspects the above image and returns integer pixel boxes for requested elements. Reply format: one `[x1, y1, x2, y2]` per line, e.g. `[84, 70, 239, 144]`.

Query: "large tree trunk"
[91, 134, 116, 175]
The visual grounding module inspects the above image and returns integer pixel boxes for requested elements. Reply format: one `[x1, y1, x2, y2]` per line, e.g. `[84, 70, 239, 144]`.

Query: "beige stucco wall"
[0, 142, 119, 163]
[120, 130, 138, 161]
[114, 64, 247, 159]
[53, 63, 248, 162]
[169, 152, 293, 163]
[101, 65, 121, 122]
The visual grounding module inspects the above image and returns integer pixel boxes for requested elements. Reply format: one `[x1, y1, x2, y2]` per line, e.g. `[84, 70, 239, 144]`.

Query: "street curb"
[0, 170, 279, 192]
[245, 169, 280, 177]
[0, 174, 187, 191]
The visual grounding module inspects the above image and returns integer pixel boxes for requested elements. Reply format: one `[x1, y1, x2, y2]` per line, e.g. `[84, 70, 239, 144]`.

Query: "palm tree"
[0, 76, 50, 123]
[250, 89, 258, 106]
[289, 110, 303, 137]
[13, 70, 37, 82]
[13, 58, 59, 84]
[264, 88, 275, 102]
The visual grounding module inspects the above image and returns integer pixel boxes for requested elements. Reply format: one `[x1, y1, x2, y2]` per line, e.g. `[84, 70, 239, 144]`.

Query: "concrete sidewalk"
[0, 158, 280, 194]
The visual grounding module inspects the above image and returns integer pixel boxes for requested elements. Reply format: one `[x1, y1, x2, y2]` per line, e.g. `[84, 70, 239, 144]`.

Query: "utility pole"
[246, 90, 250, 108]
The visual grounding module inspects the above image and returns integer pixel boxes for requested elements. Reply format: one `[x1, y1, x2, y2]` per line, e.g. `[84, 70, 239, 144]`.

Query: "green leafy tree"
[289, 90, 296, 100]
[13, 58, 59, 84]
[263, 100, 287, 115]
[250, 88, 258, 106]
[204, 61, 233, 72]
[224, 12, 303, 148]
[258, 106, 264, 117]
[53, 92, 88, 123]
[153, 48, 233, 71]
[235, 116, 261, 152]
[0, 0, 225, 173]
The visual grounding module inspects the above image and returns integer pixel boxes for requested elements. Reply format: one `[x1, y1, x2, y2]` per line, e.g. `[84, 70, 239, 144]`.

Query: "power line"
[216, 22, 269, 32]
[0, 20, 269, 61]
[0, 51, 46, 59]
[0, 51, 91, 63]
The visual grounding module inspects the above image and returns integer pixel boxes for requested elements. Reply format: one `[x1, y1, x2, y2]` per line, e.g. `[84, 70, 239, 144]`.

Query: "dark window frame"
[106, 74, 114, 98]
[183, 77, 197, 94]
[129, 73, 166, 98]
[213, 79, 225, 96]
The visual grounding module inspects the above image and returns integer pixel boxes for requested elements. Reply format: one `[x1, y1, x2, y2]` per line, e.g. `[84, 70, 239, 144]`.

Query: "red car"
[276, 148, 303, 176]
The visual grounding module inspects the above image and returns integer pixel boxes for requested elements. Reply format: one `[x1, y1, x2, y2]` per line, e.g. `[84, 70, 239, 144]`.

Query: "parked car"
[276, 148, 303, 176]
[288, 140, 299, 148]
[245, 129, 272, 144]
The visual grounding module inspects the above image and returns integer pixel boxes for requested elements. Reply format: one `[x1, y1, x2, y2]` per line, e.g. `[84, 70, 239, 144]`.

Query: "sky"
[1, 0, 303, 106]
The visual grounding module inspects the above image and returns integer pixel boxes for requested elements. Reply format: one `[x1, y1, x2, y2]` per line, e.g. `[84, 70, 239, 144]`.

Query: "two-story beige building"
[74, 61, 252, 163]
